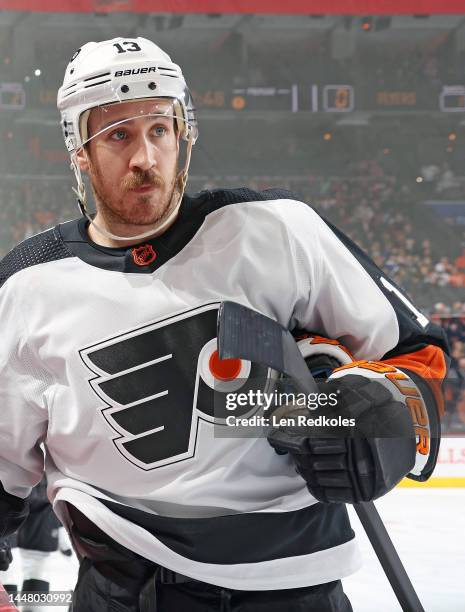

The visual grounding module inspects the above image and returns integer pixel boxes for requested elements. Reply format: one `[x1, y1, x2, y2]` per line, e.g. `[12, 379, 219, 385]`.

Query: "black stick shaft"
[354, 502, 425, 612]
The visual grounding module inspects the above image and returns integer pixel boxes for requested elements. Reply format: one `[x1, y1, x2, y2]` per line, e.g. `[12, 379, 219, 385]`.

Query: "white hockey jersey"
[0, 188, 447, 590]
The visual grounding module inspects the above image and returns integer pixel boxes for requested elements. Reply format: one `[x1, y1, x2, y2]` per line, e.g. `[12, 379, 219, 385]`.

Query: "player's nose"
[128, 134, 157, 172]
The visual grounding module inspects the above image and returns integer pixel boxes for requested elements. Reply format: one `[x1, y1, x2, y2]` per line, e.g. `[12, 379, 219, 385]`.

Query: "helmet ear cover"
[79, 109, 91, 144]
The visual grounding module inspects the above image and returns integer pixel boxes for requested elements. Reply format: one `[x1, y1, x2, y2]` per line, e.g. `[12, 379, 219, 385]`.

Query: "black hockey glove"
[268, 372, 417, 504]
[0, 538, 12, 572]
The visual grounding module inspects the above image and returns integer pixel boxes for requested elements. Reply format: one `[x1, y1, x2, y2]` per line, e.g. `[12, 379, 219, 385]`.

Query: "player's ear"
[75, 146, 90, 172]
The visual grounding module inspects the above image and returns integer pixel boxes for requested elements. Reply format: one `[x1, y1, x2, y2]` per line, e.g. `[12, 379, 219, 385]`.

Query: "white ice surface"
[344, 488, 465, 612]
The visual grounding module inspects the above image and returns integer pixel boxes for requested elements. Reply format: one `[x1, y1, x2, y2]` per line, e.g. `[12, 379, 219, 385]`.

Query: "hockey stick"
[217, 301, 425, 612]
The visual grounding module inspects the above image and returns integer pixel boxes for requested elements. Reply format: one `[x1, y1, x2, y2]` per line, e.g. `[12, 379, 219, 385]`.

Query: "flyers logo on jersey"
[79, 304, 269, 470]
[131, 244, 156, 266]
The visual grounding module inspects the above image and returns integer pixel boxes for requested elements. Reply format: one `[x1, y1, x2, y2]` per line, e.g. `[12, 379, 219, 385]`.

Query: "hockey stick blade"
[217, 301, 318, 395]
[217, 301, 425, 612]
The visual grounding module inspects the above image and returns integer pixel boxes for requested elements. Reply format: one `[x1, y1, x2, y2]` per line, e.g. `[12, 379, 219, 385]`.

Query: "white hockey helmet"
[57, 36, 198, 152]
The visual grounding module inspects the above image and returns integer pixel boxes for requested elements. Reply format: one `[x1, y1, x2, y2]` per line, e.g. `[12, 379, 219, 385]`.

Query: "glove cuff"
[329, 361, 433, 481]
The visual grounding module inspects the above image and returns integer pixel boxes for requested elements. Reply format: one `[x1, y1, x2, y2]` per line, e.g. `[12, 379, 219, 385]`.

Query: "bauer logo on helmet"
[114, 67, 158, 77]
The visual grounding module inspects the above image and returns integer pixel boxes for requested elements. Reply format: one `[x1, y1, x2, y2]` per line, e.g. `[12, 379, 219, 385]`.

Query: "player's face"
[79, 99, 180, 229]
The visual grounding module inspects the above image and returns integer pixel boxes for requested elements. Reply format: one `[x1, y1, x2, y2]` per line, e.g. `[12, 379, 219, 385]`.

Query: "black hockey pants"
[68, 505, 353, 612]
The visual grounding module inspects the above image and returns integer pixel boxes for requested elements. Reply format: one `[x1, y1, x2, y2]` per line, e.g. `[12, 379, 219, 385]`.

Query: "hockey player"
[0, 37, 448, 611]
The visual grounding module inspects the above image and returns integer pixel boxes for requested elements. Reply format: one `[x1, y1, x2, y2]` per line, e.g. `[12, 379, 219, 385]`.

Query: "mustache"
[121, 170, 165, 191]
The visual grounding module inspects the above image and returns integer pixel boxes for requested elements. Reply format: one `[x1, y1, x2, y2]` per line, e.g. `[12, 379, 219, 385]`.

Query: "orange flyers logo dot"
[208, 350, 242, 381]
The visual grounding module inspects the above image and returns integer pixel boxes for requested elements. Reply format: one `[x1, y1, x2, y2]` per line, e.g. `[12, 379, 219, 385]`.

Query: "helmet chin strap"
[71, 139, 193, 243]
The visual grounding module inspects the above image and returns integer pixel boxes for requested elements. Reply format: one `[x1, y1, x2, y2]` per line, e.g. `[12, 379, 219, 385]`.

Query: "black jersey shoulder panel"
[0, 227, 74, 290]
[198, 187, 298, 209]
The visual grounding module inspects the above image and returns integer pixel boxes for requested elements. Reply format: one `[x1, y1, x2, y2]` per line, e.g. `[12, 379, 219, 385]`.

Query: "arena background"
[1, 1, 465, 487]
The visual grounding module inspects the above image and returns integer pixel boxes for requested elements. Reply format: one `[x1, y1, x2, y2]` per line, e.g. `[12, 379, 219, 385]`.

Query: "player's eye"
[108, 129, 128, 141]
[152, 125, 167, 137]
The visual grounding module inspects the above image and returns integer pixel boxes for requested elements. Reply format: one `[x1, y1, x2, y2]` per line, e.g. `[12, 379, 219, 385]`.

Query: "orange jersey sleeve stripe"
[383, 345, 447, 417]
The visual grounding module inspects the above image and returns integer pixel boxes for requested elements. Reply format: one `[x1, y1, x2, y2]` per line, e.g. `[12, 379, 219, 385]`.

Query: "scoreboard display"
[0, 82, 26, 110]
[3, 80, 465, 114]
[439, 86, 465, 112]
[230, 86, 299, 112]
[189, 83, 460, 113]
[322, 85, 354, 112]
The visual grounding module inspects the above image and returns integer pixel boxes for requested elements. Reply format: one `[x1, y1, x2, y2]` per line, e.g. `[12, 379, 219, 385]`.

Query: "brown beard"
[89, 162, 178, 228]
